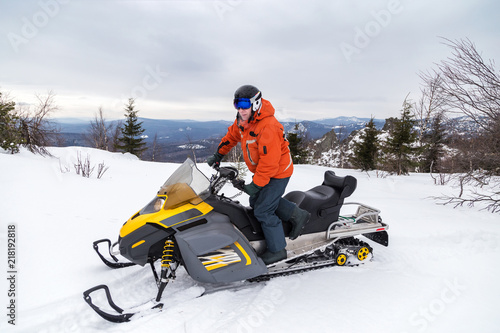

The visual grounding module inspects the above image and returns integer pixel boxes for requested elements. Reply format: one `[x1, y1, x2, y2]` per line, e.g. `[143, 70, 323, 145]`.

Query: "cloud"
[1, 0, 499, 121]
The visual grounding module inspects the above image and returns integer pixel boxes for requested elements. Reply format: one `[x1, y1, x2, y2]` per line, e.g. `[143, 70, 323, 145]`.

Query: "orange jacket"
[217, 99, 293, 187]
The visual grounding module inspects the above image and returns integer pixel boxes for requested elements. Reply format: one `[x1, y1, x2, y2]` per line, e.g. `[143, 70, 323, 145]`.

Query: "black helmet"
[234, 85, 262, 112]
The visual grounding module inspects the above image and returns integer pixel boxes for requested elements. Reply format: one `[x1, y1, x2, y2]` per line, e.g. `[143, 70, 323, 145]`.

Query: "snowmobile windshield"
[140, 159, 210, 214]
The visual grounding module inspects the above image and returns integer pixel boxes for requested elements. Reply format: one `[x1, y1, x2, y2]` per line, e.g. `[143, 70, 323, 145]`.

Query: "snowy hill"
[1, 147, 499, 332]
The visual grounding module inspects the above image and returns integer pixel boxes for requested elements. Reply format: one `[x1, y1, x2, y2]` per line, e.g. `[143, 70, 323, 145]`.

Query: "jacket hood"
[254, 98, 275, 121]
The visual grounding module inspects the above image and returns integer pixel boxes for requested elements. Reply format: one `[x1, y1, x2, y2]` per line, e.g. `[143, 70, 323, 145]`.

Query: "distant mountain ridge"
[54, 116, 385, 144]
[53, 116, 479, 163]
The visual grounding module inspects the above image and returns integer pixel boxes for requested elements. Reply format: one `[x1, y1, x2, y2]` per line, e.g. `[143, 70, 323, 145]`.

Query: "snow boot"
[289, 206, 311, 240]
[260, 248, 287, 265]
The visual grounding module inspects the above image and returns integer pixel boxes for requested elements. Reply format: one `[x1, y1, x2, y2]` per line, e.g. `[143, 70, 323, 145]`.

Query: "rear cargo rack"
[327, 202, 389, 246]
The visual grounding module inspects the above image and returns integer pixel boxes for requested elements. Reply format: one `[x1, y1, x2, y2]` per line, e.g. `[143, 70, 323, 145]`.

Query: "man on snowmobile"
[207, 85, 310, 265]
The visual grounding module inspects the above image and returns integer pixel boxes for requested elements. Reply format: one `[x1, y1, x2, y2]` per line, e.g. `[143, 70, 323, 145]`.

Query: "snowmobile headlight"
[153, 198, 165, 212]
[139, 197, 166, 215]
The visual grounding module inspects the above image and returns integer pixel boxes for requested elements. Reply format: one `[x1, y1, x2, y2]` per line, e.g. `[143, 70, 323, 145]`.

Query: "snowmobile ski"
[83, 284, 166, 323]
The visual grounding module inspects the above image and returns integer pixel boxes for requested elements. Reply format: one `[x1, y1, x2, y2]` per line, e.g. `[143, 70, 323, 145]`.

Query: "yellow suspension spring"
[161, 239, 175, 269]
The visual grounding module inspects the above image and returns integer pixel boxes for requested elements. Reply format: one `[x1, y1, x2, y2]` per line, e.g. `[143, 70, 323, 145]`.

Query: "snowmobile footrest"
[83, 285, 135, 323]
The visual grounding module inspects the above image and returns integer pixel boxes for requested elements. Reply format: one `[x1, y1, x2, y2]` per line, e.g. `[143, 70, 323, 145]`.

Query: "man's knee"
[253, 207, 269, 221]
[254, 210, 281, 228]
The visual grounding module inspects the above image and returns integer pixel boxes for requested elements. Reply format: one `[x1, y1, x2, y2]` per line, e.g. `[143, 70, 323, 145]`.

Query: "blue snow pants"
[249, 177, 297, 253]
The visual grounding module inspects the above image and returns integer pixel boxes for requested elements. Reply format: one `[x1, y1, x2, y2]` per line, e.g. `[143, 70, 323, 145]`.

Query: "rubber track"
[248, 238, 372, 283]
[248, 261, 340, 282]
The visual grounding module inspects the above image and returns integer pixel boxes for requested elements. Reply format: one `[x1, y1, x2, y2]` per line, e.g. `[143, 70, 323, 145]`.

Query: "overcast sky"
[1, 0, 499, 121]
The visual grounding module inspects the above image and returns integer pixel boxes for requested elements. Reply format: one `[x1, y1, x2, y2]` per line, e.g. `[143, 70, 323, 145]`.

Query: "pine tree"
[0, 92, 23, 154]
[383, 100, 419, 175]
[421, 111, 447, 173]
[116, 98, 147, 158]
[287, 123, 308, 164]
[351, 118, 379, 171]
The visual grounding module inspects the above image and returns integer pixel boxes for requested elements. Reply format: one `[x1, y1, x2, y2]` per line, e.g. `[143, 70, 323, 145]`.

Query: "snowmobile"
[83, 158, 389, 323]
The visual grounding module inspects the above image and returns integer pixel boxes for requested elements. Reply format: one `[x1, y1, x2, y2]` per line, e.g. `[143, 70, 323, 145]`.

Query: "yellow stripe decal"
[234, 241, 251, 266]
[132, 240, 145, 248]
[205, 263, 228, 271]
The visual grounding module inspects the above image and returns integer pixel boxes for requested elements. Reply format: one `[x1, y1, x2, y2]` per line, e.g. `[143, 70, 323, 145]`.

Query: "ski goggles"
[233, 98, 252, 110]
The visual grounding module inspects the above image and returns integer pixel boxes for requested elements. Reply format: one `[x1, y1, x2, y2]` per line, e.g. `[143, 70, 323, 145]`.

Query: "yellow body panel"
[120, 196, 213, 238]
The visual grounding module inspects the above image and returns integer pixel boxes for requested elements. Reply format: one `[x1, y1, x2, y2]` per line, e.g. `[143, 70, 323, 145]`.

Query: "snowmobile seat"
[318, 171, 356, 216]
[284, 171, 357, 234]
[323, 171, 356, 198]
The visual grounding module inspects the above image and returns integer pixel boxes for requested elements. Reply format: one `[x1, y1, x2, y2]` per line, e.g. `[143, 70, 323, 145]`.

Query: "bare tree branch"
[84, 107, 113, 150]
[435, 37, 500, 133]
[17, 90, 60, 155]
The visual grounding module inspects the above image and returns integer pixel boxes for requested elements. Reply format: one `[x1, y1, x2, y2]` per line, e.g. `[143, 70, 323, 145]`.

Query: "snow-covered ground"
[1, 147, 499, 333]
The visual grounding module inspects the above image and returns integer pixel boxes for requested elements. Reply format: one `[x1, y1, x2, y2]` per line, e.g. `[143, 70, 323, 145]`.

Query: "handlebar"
[219, 166, 238, 180]
[212, 163, 238, 179]
[210, 165, 240, 195]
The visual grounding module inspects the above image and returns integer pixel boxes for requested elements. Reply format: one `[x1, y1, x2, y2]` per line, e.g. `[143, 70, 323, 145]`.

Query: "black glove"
[232, 178, 245, 191]
[243, 182, 262, 197]
[207, 152, 224, 168]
